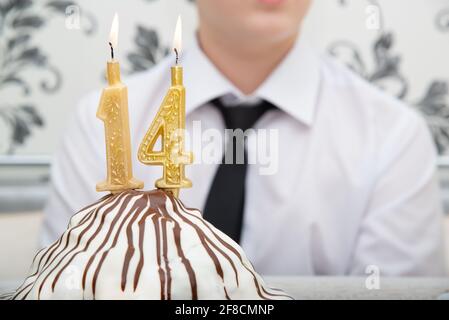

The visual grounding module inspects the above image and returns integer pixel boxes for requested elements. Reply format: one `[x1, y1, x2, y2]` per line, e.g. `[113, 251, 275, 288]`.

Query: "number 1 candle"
[138, 16, 193, 197]
[96, 13, 143, 193]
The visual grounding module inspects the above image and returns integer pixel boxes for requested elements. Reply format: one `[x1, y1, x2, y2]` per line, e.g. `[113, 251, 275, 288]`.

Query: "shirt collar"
[182, 34, 322, 126]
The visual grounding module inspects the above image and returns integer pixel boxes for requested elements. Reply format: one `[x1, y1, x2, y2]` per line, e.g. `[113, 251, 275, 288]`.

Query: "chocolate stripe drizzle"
[11, 190, 292, 300]
[15, 197, 110, 300]
[121, 196, 148, 291]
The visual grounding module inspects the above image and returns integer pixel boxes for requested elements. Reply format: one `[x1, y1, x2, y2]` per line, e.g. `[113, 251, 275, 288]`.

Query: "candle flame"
[173, 15, 182, 56]
[109, 13, 119, 51]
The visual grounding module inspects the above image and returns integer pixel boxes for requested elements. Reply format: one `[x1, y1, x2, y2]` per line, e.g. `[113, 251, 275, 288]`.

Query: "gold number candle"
[138, 16, 193, 197]
[96, 13, 143, 193]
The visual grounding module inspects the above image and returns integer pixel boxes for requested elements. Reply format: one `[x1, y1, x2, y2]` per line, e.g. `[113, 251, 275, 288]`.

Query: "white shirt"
[42, 35, 446, 276]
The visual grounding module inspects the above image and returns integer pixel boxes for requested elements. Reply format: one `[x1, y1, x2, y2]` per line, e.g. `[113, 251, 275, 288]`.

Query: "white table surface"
[2, 277, 449, 300]
[266, 277, 449, 300]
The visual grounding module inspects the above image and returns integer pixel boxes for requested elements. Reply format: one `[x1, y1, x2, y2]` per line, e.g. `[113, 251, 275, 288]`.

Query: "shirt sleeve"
[348, 111, 446, 276]
[40, 92, 107, 247]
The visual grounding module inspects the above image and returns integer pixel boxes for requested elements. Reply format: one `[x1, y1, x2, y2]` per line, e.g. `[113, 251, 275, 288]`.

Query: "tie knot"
[211, 97, 277, 131]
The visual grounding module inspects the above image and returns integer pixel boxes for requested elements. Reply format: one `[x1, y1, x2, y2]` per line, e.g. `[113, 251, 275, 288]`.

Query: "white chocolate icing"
[12, 190, 292, 300]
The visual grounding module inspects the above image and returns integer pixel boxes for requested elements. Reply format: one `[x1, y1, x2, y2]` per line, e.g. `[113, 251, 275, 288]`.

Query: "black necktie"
[202, 97, 277, 243]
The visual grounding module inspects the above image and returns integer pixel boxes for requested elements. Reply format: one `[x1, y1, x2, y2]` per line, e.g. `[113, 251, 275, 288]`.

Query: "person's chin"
[245, 15, 297, 39]
[256, 0, 288, 8]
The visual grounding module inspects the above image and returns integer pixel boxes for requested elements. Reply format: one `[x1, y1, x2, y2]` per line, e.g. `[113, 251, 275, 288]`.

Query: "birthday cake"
[10, 189, 291, 300]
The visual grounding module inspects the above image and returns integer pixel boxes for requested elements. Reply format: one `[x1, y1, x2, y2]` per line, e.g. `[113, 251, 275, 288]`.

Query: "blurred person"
[41, 0, 445, 276]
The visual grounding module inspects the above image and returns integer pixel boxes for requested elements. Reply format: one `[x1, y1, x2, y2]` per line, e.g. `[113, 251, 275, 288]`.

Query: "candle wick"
[109, 42, 114, 60]
[174, 48, 179, 65]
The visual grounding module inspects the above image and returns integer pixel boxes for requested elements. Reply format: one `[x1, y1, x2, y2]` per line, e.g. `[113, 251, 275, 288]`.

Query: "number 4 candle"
[96, 13, 144, 193]
[138, 16, 193, 197]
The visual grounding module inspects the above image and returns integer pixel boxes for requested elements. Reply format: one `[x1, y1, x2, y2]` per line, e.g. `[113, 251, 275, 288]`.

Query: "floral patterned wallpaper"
[330, 0, 449, 154]
[0, 0, 96, 154]
[1, 0, 449, 157]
